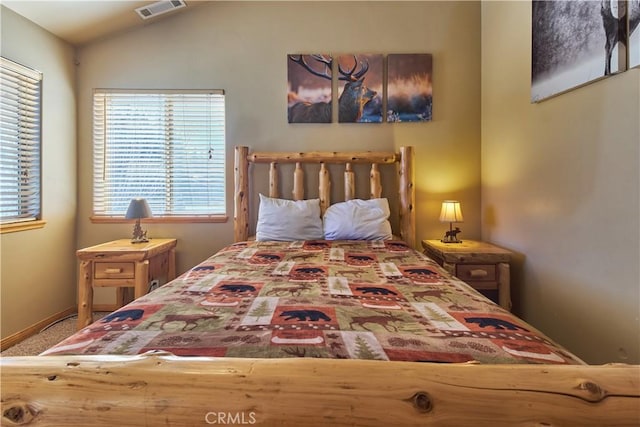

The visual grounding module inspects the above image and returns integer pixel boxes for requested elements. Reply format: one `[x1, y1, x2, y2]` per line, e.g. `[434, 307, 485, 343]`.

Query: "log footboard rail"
[1, 353, 639, 426]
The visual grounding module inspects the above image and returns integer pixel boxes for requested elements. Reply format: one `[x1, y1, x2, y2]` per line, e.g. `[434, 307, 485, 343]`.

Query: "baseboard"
[1, 307, 77, 351]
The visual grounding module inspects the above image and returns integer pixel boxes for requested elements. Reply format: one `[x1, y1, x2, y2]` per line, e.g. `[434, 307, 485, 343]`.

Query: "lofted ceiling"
[2, 0, 196, 46]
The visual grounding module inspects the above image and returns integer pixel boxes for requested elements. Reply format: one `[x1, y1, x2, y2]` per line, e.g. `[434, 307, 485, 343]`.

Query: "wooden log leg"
[134, 260, 150, 299]
[442, 261, 456, 276]
[116, 287, 126, 308]
[498, 262, 512, 311]
[77, 261, 93, 330]
[167, 248, 176, 281]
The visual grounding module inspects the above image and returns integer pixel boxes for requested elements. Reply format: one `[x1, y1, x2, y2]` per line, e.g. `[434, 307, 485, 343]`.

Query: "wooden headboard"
[233, 146, 415, 247]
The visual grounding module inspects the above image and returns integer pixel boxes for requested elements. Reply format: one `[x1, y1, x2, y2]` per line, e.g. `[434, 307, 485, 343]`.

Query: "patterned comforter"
[45, 240, 584, 364]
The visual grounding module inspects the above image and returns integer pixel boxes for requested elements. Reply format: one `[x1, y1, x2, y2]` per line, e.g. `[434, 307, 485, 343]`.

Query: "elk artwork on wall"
[629, 0, 640, 68]
[287, 53, 432, 124]
[287, 54, 382, 124]
[531, 0, 640, 102]
[287, 54, 333, 123]
[337, 54, 383, 123]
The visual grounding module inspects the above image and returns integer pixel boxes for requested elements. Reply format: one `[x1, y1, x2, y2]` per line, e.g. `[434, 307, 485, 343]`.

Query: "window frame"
[0, 57, 44, 234]
[91, 89, 227, 223]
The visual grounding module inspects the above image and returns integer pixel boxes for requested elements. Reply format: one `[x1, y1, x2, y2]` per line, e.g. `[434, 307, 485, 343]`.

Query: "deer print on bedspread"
[43, 240, 585, 365]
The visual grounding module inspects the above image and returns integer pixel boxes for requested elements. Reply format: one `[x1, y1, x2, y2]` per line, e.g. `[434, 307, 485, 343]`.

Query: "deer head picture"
[287, 54, 382, 123]
[627, 0, 640, 68]
[287, 54, 333, 123]
[337, 54, 382, 123]
[531, 0, 640, 101]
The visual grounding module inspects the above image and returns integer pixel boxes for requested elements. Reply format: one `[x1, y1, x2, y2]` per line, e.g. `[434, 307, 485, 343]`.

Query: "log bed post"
[399, 146, 415, 248]
[234, 146, 249, 242]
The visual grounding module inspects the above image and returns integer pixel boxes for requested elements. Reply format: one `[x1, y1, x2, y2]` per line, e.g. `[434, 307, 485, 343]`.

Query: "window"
[0, 57, 43, 233]
[92, 90, 226, 220]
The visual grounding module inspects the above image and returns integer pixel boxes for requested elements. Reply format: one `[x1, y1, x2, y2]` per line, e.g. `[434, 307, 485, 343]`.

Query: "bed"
[1, 146, 638, 426]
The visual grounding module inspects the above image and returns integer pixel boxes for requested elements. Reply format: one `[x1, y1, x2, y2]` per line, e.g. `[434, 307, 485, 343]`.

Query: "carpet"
[1, 313, 108, 357]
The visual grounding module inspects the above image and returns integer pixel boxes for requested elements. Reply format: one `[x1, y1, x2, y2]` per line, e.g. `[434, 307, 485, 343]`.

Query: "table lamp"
[125, 198, 152, 243]
[439, 200, 463, 243]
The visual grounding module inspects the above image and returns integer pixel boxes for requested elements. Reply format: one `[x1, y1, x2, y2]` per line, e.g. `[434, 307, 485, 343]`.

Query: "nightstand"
[421, 239, 512, 311]
[76, 238, 177, 329]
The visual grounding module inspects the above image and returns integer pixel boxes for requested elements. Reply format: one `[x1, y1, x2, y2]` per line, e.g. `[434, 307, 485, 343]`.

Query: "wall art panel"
[386, 53, 433, 122]
[531, 0, 627, 102]
[630, 0, 640, 68]
[337, 54, 383, 123]
[287, 54, 333, 123]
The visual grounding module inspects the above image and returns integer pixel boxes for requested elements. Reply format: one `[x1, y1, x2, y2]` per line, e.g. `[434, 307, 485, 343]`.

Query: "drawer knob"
[469, 269, 488, 278]
[104, 268, 123, 274]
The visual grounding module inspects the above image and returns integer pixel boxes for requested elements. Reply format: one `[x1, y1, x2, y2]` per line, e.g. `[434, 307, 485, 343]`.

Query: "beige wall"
[481, 1, 640, 364]
[0, 7, 77, 338]
[75, 1, 482, 306]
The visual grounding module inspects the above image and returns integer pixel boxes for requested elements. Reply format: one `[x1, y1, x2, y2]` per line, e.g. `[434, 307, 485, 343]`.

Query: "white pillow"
[323, 198, 392, 240]
[256, 194, 324, 241]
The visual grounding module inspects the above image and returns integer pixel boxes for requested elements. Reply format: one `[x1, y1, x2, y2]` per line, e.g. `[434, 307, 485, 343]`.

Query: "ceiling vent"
[135, 0, 186, 20]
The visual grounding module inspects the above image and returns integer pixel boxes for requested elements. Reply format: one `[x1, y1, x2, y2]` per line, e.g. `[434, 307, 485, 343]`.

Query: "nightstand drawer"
[95, 262, 135, 279]
[456, 264, 496, 282]
[466, 280, 499, 291]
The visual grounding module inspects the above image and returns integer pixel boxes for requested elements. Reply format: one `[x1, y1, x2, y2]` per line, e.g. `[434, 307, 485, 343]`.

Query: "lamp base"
[441, 237, 463, 244]
[442, 226, 462, 244]
[131, 220, 148, 244]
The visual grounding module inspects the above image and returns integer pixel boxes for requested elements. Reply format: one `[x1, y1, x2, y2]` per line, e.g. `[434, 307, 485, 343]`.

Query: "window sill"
[0, 219, 47, 234]
[90, 215, 228, 224]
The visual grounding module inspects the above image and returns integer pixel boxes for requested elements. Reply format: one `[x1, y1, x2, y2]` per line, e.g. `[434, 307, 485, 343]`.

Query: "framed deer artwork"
[386, 54, 433, 123]
[630, 0, 640, 68]
[287, 54, 333, 123]
[531, 0, 630, 102]
[337, 54, 383, 123]
[287, 53, 433, 123]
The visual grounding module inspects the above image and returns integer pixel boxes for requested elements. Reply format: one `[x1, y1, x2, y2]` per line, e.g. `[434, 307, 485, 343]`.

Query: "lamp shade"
[439, 200, 463, 223]
[125, 198, 152, 219]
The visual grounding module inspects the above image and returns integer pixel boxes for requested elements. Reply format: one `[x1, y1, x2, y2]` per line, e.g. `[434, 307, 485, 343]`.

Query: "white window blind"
[93, 89, 226, 217]
[0, 57, 42, 224]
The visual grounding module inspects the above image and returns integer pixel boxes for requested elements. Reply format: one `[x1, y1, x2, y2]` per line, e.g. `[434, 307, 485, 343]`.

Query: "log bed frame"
[1, 146, 638, 426]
